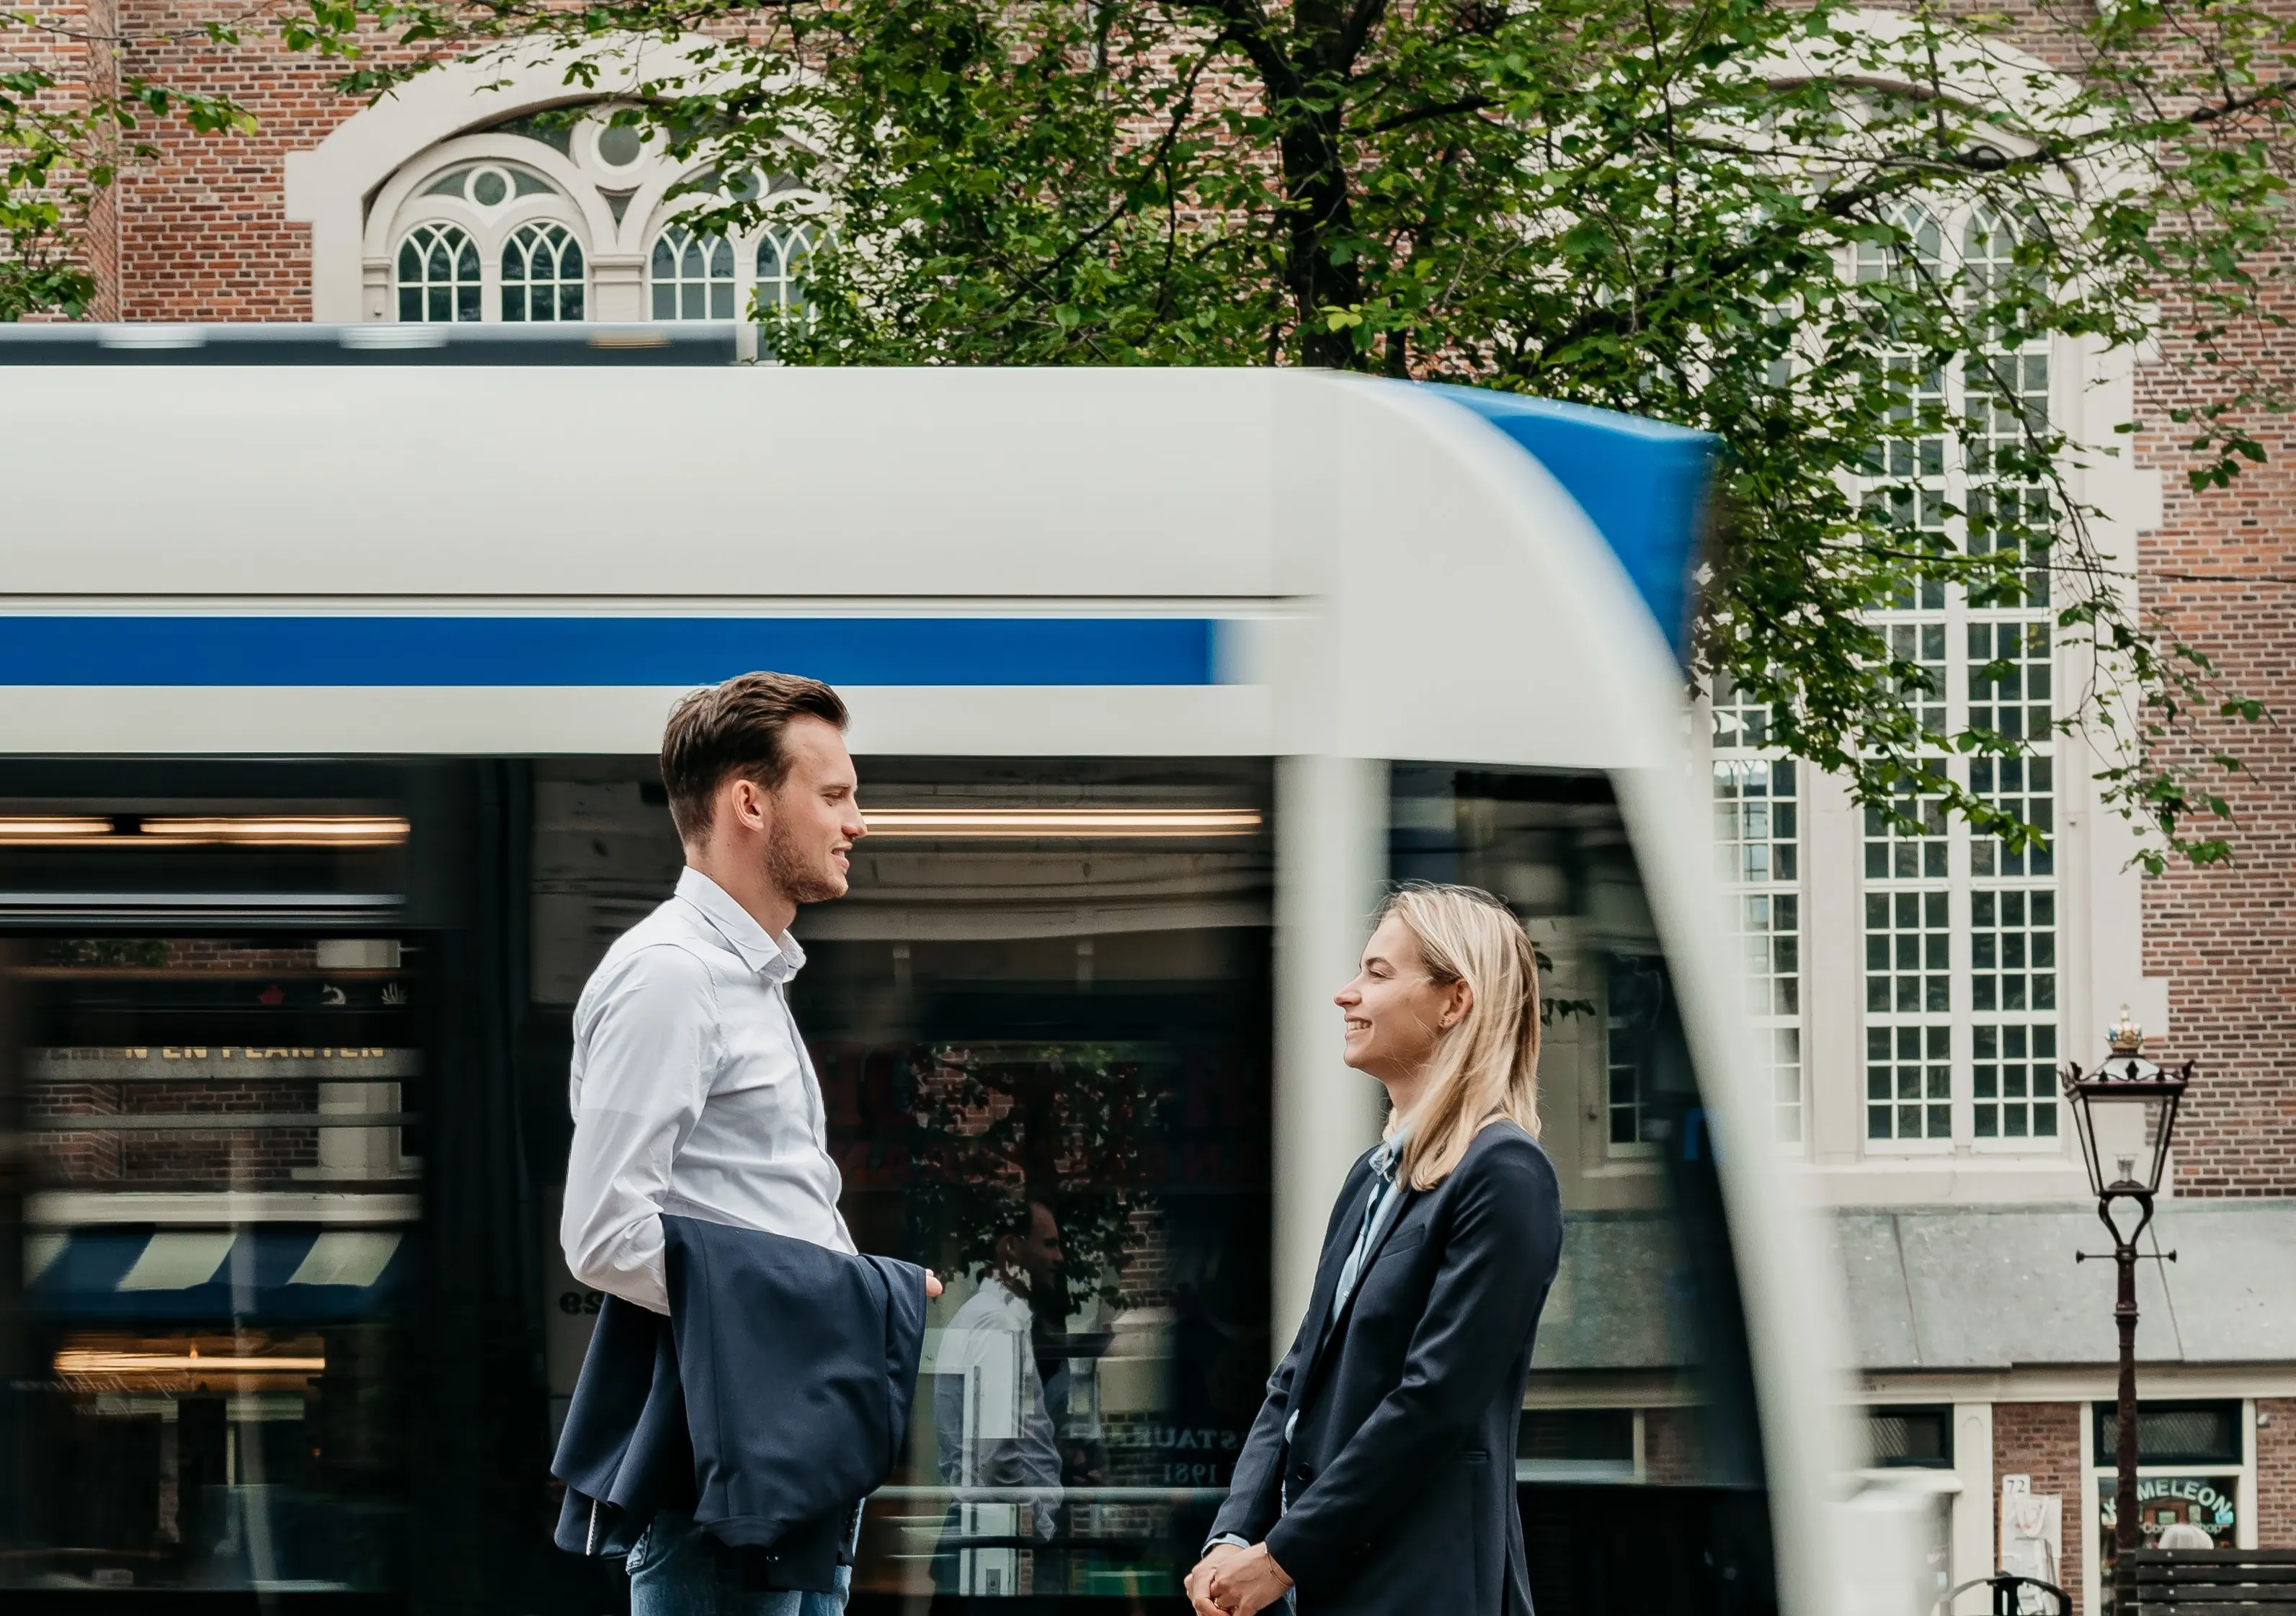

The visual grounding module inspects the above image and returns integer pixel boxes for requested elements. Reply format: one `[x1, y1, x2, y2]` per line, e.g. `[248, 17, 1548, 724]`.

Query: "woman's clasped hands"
[1185, 1541, 1294, 1616]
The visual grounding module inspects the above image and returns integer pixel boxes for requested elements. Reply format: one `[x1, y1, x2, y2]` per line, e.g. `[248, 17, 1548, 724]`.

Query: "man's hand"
[1185, 1541, 1245, 1616]
[925, 1269, 943, 1299]
[1205, 1542, 1293, 1616]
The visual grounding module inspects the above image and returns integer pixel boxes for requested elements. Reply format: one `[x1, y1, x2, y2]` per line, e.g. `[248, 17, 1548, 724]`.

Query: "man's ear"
[721, 775, 772, 836]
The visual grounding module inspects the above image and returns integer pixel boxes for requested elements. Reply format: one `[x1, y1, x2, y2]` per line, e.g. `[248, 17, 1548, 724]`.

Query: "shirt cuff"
[1203, 1532, 1251, 1557]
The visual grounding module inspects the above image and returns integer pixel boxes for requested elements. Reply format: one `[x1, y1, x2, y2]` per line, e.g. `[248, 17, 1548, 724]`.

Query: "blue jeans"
[627, 1509, 854, 1616]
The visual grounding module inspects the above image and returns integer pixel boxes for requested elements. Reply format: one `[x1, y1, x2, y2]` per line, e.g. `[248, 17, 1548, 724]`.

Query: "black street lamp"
[2060, 1006, 2194, 1615]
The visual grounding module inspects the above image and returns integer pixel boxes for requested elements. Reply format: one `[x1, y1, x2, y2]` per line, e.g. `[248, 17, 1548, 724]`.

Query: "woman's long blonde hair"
[1379, 883, 1542, 1190]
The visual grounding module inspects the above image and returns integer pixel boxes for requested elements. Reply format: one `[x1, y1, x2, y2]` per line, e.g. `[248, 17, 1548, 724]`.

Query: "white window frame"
[1711, 745, 1806, 1151]
[1854, 197, 2065, 1161]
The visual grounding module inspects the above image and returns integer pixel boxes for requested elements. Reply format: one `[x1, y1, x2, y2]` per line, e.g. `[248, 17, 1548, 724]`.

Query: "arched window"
[358, 108, 829, 323]
[757, 225, 815, 319]
[1854, 202, 1942, 290]
[502, 221, 585, 321]
[397, 223, 481, 322]
[651, 228, 736, 319]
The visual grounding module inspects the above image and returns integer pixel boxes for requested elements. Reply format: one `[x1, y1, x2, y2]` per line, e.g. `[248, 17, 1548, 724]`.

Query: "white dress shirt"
[562, 867, 854, 1315]
[933, 1275, 1063, 1539]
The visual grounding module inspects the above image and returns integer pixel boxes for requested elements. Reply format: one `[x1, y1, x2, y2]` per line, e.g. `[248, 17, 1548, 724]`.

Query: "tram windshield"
[1394, 764, 1774, 1615]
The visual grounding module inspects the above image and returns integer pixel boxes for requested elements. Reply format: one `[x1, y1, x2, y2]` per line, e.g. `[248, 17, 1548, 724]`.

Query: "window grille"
[1847, 204, 2060, 1156]
[502, 221, 585, 322]
[1712, 751, 1802, 1145]
[757, 226, 815, 318]
[396, 223, 481, 323]
[651, 228, 737, 320]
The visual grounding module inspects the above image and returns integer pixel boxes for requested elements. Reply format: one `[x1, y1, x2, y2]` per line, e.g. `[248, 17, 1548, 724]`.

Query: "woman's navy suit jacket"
[1209, 1120, 1564, 1615]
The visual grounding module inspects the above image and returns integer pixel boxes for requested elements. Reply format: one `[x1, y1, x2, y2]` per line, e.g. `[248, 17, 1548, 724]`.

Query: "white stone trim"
[283, 37, 732, 321]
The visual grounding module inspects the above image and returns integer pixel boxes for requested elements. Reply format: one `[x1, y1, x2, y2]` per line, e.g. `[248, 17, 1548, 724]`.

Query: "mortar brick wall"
[2259, 1399, 2296, 1548]
[2135, 397, 2296, 1195]
[1995, 1401, 2088, 1616]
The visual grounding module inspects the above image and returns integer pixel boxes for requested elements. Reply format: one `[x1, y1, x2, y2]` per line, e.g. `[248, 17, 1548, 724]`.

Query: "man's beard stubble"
[766, 825, 845, 906]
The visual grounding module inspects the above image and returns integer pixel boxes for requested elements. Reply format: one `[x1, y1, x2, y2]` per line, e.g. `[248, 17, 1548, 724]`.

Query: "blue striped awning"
[25, 1226, 411, 1321]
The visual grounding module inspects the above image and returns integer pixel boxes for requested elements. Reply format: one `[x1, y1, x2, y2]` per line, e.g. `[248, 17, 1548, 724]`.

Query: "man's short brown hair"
[658, 671, 850, 844]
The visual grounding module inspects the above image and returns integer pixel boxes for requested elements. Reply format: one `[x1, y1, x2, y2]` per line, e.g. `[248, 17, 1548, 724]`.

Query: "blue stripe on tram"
[0, 616, 1222, 687]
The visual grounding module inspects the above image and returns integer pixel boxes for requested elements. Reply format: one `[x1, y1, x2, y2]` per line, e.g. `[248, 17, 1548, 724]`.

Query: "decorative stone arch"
[1761, 6, 2086, 131]
[285, 37, 824, 323]
[363, 133, 623, 321]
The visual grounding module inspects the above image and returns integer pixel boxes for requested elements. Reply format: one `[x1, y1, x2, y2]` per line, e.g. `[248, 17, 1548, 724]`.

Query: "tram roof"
[0, 339, 1709, 767]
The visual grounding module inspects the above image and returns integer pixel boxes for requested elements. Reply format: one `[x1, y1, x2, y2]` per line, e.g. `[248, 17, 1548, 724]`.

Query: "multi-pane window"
[1971, 886, 2058, 1141]
[1890, 622, 1948, 738]
[1972, 1024, 2058, 1140]
[1607, 1016, 1648, 1150]
[1859, 206, 1950, 612]
[1969, 621, 2052, 741]
[651, 228, 737, 319]
[502, 221, 585, 321]
[1863, 766, 1949, 880]
[1710, 669, 1774, 749]
[1866, 889, 1951, 1019]
[1970, 890, 2055, 1015]
[1606, 955, 1664, 1153]
[1969, 483, 2052, 607]
[396, 223, 481, 322]
[1715, 759, 1797, 887]
[757, 225, 815, 318]
[1868, 1025, 1952, 1143]
[1714, 752, 1802, 1145]
[375, 112, 833, 329]
[1861, 754, 1951, 1148]
[1846, 204, 2061, 1156]
[1972, 756, 2054, 878]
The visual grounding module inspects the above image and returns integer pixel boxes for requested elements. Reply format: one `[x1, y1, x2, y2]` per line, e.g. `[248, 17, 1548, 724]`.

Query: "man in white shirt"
[933, 1200, 1068, 1593]
[561, 671, 940, 1616]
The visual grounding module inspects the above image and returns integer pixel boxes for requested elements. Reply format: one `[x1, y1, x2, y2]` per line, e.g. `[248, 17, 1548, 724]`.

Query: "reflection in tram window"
[1392, 765, 1776, 1615]
[528, 757, 1273, 1602]
[933, 1196, 1066, 1594]
[6, 932, 421, 1596]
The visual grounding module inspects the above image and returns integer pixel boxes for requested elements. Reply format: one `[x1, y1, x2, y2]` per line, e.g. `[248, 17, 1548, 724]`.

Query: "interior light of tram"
[53, 1349, 328, 1375]
[0, 814, 410, 845]
[138, 816, 411, 845]
[861, 806, 1263, 837]
[0, 816, 120, 844]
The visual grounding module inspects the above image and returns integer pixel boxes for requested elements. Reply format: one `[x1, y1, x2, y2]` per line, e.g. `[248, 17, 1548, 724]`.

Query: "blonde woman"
[1187, 884, 1565, 1616]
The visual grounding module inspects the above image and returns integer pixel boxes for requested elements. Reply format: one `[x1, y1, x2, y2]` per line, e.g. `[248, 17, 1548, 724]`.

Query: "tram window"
[528, 756, 1273, 1604]
[1393, 764, 1775, 1615]
[1, 929, 423, 1597]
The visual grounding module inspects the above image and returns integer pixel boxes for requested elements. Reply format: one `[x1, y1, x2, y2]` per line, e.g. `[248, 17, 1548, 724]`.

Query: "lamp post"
[2060, 1006, 2193, 1615]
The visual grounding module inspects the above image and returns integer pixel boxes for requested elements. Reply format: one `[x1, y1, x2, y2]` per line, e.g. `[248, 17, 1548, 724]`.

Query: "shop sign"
[2099, 1474, 2239, 1549]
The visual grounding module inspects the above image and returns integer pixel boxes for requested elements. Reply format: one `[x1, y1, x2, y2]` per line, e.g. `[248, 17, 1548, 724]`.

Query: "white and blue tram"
[0, 326, 1916, 1616]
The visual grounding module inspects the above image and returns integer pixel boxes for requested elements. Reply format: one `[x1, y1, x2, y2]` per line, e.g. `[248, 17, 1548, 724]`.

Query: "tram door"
[1393, 765, 1778, 1616]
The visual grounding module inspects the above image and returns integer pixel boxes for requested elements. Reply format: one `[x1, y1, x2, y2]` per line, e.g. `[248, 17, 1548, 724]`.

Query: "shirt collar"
[675, 867, 806, 982]
[1371, 1124, 1411, 1187]
[980, 1274, 1032, 1321]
